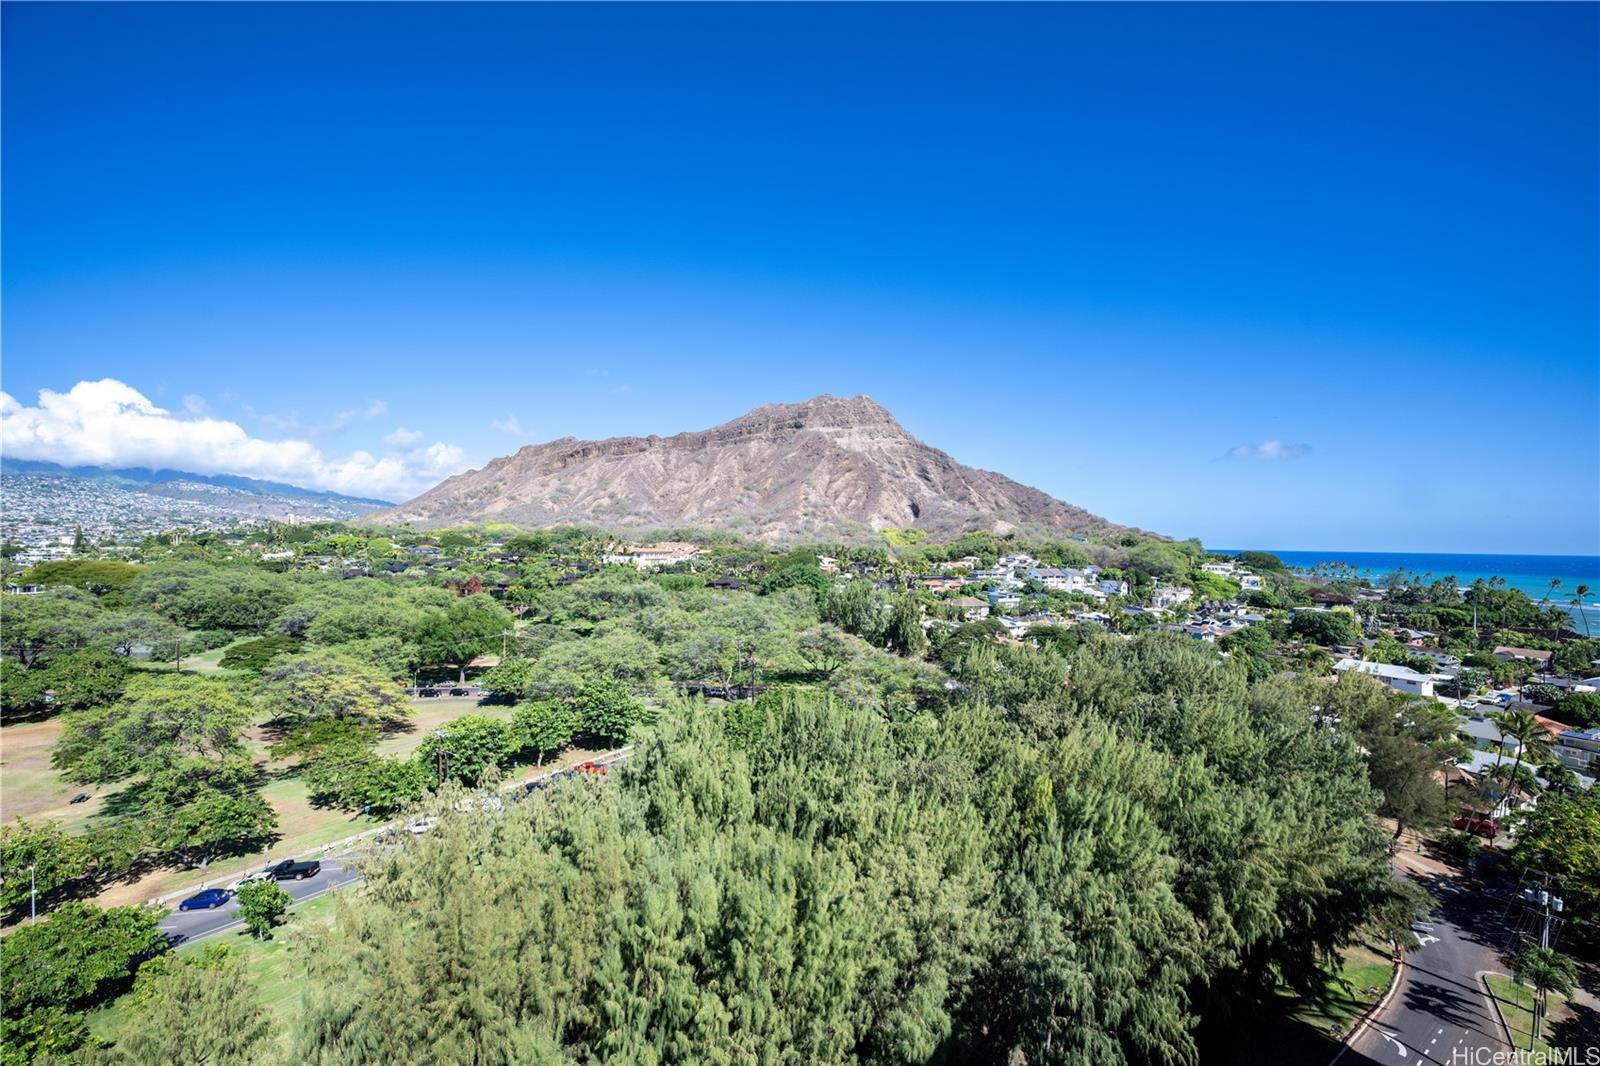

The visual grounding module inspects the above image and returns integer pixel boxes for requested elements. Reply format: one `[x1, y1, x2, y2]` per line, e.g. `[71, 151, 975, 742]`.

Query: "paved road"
[1342, 869, 1512, 1066]
[160, 858, 362, 945]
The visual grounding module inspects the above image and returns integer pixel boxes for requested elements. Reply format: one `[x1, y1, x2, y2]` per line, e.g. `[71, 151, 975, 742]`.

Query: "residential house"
[1525, 673, 1596, 694]
[1028, 567, 1089, 592]
[1493, 646, 1553, 666]
[1333, 657, 1438, 697]
[1455, 714, 1522, 756]
[1551, 727, 1600, 776]
[1097, 577, 1130, 597]
[985, 588, 1022, 609]
[1200, 562, 1237, 576]
[970, 567, 1023, 589]
[997, 616, 1032, 639]
[603, 542, 701, 569]
[1237, 574, 1264, 592]
[1409, 646, 1463, 671]
[918, 575, 964, 594]
[950, 596, 991, 622]
[1150, 585, 1194, 610]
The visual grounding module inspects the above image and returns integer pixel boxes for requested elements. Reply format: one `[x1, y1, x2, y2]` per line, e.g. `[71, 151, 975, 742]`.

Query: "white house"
[1150, 585, 1195, 610]
[603, 542, 701, 569]
[1028, 567, 1094, 592]
[1238, 574, 1264, 592]
[997, 616, 1031, 639]
[1333, 657, 1438, 697]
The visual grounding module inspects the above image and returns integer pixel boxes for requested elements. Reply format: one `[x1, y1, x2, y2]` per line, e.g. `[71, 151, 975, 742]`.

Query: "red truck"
[1453, 816, 1499, 838]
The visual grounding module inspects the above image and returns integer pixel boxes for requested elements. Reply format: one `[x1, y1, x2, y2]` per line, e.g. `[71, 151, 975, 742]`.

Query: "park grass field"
[1, 677, 549, 911]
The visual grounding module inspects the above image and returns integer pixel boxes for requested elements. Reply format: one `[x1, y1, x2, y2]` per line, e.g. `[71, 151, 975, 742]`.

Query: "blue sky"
[3, 3, 1596, 553]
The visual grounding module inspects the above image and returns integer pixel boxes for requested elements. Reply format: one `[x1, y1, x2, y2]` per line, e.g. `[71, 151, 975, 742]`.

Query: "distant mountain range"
[375, 394, 1134, 542]
[1, 459, 392, 510]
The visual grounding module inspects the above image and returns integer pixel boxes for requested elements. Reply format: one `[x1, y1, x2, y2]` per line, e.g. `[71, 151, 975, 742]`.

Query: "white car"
[406, 817, 438, 835]
[225, 870, 271, 892]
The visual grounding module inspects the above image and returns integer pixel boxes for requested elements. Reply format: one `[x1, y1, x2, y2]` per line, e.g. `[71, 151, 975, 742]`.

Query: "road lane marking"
[1377, 1030, 1408, 1058]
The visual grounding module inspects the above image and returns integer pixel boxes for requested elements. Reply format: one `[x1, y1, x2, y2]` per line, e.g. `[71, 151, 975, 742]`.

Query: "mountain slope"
[0, 459, 392, 509]
[374, 395, 1128, 541]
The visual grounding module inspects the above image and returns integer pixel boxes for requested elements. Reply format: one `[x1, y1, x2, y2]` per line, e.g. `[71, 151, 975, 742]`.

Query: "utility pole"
[29, 863, 37, 925]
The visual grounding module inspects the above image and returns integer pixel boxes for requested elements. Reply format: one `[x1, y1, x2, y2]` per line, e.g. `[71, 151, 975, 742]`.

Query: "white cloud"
[0, 379, 467, 501]
[258, 398, 388, 439]
[383, 426, 423, 447]
[490, 415, 524, 435]
[1223, 440, 1312, 461]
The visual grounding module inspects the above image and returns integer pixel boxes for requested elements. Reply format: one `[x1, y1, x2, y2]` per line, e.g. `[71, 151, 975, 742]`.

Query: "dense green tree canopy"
[255, 648, 410, 729]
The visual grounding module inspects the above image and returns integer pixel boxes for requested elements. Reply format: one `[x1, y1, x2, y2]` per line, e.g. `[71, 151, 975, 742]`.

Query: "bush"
[1557, 691, 1600, 728]
[235, 879, 292, 939]
[219, 634, 302, 672]
[0, 902, 164, 1062]
[185, 627, 236, 653]
[757, 563, 831, 600]
[1289, 610, 1359, 646]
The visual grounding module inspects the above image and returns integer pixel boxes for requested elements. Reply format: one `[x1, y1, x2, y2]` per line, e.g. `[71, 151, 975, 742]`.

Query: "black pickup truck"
[266, 858, 321, 881]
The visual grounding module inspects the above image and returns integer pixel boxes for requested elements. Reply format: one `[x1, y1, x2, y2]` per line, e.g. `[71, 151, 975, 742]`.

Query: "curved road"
[1340, 869, 1512, 1066]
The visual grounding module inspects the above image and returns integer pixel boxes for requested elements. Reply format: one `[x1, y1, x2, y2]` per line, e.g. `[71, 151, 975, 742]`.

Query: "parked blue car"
[177, 888, 232, 911]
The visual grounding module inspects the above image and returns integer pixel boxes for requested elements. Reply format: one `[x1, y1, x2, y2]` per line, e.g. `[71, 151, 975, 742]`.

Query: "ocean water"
[1216, 550, 1600, 633]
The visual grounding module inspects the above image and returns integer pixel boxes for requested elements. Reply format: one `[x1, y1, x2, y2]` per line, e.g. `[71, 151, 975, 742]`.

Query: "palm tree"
[1513, 945, 1577, 1049]
[1572, 584, 1592, 638]
[1489, 709, 1553, 826]
[1537, 578, 1562, 609]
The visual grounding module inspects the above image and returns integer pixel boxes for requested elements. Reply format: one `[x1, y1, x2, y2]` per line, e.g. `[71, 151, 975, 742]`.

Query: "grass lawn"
[1292, 941, 1395, 1036]
[375, 697, 517, 757]
[3, 692, 524, 910]
[1216, 940, 1397, 1066]
[128, 646, 242, 676]
[1486, 974, 1577, 1054]
[0, 715, 109, 825]
[88, 886, 348, 1051]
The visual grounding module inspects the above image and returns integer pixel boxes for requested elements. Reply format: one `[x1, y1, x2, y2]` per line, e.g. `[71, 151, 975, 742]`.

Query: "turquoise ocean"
[1216, 550, 1600, 634]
